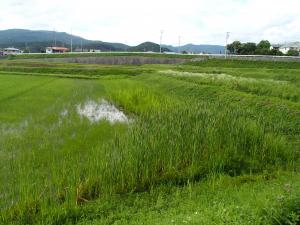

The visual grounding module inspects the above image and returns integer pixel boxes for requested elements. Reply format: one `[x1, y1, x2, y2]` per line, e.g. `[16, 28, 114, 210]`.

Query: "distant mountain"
[128, 42, 170, 52]
[0, 29, 85, 45]
[163, 44, 225, 54]
[0, 29, 224, 54]
[0, 29, 129, 52]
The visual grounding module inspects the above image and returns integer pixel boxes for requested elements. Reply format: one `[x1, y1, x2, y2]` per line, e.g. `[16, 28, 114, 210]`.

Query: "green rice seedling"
[0, 58, 299, 224]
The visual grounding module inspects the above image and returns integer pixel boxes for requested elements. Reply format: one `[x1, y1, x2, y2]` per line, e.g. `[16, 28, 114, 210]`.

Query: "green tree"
[227, 41, 242, 54]
[256, 40, 271, 55]
[269, 48, 283, 56]
[23, 48, 30, 53]
[286, 49, 299, 56]
[240, 42, 257, 55]
[257, 40, 271, 49]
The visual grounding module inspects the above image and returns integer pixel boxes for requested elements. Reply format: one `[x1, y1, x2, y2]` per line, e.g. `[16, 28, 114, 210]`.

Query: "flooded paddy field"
[0, 59, 299, 224]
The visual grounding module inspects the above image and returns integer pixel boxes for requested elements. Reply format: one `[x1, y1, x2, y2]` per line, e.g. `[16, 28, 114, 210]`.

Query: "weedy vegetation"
[0, 58, 299, 224]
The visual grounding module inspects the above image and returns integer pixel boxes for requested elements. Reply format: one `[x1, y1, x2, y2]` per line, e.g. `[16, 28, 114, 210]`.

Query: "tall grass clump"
[96, 101, 294, 194]
[186, 59, 300, 70]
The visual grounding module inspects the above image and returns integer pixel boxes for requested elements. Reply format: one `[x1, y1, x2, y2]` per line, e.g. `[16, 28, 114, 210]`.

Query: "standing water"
[76, 99, 129, 124]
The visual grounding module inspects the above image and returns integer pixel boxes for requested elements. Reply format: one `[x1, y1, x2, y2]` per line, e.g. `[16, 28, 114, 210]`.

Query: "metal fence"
[196, 54, 300, 62]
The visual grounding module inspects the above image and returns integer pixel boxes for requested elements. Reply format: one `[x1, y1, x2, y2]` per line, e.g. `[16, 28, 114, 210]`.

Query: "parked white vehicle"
[3, 47, 22, 55]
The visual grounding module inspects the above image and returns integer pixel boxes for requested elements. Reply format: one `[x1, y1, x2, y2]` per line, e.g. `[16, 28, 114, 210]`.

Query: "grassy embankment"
[0, 59, 299, 224]
[4, 52, 200, 60]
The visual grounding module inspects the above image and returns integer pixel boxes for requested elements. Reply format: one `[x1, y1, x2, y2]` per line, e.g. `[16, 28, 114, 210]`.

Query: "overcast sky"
[0, 0, 299, 46]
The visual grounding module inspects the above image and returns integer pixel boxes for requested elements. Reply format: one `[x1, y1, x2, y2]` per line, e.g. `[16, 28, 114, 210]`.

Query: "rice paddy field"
[0, 58, 299, 224]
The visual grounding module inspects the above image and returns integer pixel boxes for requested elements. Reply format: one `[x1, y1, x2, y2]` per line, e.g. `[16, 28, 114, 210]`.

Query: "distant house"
[89, 49, 101, 53]
[270, 44, 282, 51]
[279, 42, 300, 55]
[3, 47, 22, 55]
[74, 48, 89, 52]
[46, 47, 69, 54]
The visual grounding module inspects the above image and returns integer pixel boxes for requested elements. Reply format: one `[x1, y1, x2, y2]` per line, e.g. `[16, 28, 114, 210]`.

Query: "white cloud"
[0, 0, 299, 45]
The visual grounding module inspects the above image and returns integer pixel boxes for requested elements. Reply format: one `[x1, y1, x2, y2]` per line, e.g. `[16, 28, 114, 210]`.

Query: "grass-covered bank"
[6, 52, 200, 60]
[0, 59, 299, 224]
[49, 172, 300, 225]
[5, 172, 298, 225]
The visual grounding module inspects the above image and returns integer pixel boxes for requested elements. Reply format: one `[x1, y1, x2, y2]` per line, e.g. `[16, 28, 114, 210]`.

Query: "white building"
[3, 47, 22, 55]
[89, 49, 101, 53]
[270, 44, 281, 51]
[279, 42, 300, 55]
[46, 47, 69, 54]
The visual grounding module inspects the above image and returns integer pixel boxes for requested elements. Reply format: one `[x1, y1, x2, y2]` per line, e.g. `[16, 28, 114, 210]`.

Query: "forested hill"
[0, 29, 224, 54]
[128, 42, 170, 52]
[0, 29, 129, 52]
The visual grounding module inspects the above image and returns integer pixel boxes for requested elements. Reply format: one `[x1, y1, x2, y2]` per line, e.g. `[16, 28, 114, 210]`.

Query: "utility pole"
[53, 28, 57, 46]
[125, 40, 128, 52]
[160, 30, 164, 53]
[70, 28, 73, 53]
[25, 42, 30, 53]
[225, 32, 230, 59]
[178, 36, 181, 54]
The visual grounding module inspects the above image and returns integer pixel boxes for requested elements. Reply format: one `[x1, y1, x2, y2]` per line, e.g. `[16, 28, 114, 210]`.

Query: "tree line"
[227, 40, 299, 56]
